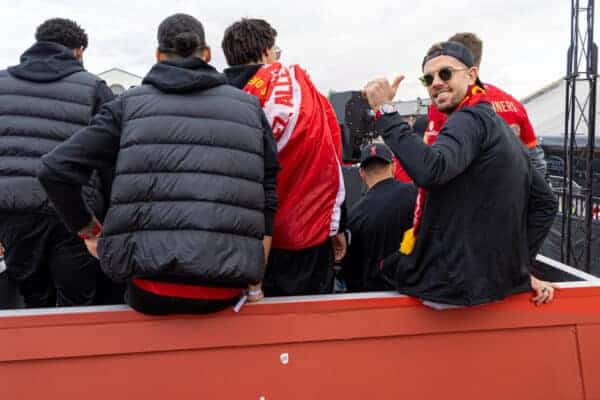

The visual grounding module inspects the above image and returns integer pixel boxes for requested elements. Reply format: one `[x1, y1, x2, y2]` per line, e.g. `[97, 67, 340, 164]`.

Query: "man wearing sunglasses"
[362, 41, 557, 307]
[222, 19, 346, 299]
[425, 33, 546, 177]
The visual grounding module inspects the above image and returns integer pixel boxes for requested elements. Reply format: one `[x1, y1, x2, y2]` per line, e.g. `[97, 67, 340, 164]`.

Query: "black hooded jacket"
[344, 178, 417, 292]
[0, 41, 114, 217]
[223, 64, 262, 90]
[38, 57, 280, 286]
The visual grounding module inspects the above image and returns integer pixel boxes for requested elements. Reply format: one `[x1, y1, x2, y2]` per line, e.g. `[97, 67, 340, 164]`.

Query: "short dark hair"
[360, 158, 392, 176]
[35, 18, 88, 49]
[221, 18, 277, 66]
[448, 32, 483, 67]
[157, 13, 206, 58]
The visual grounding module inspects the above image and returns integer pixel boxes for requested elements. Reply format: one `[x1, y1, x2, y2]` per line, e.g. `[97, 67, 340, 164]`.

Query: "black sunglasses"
[420, 67, 468, 87]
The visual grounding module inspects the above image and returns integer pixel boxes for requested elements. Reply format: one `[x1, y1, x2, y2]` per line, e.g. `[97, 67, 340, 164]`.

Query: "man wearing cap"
[424, 33, 546, 177]
[342, 143, 416, 292]
[362, 41, 557, 306]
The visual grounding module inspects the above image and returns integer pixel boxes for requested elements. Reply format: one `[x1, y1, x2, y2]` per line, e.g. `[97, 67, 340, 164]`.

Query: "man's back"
[225, 61, 345, 297]
[228, 62, 345, 250]
[345, 179, 416, 291]
[483, 83, 538, 148]
[0, 41, 107, 216]
[96, 61, 269, 286]
[0, 19, 120, 308]
[39, 13, 280, 313]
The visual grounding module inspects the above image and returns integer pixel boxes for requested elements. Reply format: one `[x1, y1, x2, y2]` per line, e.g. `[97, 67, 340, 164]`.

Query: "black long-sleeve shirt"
[92, 81, 117, 217]
[38, 96, 280, 235]
[343, 178, 417, 291]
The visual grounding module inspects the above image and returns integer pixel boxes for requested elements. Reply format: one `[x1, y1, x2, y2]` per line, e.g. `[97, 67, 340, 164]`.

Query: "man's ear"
[156, 49, 167, 62]
[73, 47, 84, 62]
[359, 168, 367, 182]
[202, 46, 212, 63]
[468, 66, 479, 85]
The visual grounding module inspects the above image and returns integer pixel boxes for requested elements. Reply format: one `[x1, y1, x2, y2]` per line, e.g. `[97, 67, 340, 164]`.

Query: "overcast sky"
[0, 0, 585, 100]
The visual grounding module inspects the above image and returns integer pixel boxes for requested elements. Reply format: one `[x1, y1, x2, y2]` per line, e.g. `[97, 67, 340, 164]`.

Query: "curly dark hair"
[221, 18, 277, 66]
[35, 18, 88, 49]
[157, 13, 206, 58]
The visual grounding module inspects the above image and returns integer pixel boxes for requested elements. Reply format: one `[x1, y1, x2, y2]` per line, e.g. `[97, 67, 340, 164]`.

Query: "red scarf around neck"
[400, 84, 488, 255]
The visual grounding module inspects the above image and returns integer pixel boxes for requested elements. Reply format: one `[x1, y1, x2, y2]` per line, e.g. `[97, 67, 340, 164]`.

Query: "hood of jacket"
[7, 41, 85, 82]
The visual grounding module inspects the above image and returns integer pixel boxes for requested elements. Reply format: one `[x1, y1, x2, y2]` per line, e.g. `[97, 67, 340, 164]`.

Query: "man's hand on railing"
[531, 275, 557, 306]
[247, 282, 264, 302]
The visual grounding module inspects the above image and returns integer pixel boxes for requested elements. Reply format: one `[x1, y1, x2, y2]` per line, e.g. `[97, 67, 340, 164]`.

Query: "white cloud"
[0, 0, 578, 100]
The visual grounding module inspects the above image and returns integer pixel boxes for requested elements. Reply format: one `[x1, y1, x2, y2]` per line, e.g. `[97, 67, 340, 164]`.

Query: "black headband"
[422, 41, 475, 70]
[422, 41, 484, 87]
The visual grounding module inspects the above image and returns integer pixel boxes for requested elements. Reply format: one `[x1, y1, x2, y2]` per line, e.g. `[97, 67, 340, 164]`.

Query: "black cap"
[360, 143, 394, 166]
[422, 41, 484, 87]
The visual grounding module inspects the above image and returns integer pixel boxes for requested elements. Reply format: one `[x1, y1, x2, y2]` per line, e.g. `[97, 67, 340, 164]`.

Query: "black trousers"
[263, 239, 335, 296]
[0, 213, 124, 308]
[0, 270, 24, 309]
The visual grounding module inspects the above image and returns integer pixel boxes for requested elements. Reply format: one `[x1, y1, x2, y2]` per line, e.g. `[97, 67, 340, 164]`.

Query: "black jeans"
[263, 240, 335, 296]
[0, 270, 24, 309]
[0, 213, 124, 307]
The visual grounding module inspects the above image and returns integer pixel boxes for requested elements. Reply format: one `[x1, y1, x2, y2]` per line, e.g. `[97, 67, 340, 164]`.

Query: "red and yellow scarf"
[400, 84, 487, 255]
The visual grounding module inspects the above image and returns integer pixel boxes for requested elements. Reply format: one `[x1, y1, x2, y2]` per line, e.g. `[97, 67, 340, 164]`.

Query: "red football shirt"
[426, 83, 539, 149]
[393, 157, 412, 183]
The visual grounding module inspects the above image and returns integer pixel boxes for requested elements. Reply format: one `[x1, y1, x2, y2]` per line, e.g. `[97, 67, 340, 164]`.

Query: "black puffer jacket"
[0, 41, 113, 217]
[39, 58, 280, 287]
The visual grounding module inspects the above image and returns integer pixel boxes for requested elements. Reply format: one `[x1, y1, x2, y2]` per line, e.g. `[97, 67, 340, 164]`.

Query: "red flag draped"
[244, 63, 345, 250]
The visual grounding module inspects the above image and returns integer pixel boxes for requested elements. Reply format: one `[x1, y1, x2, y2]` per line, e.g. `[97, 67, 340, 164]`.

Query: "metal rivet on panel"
[280, 353, 289, 365]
